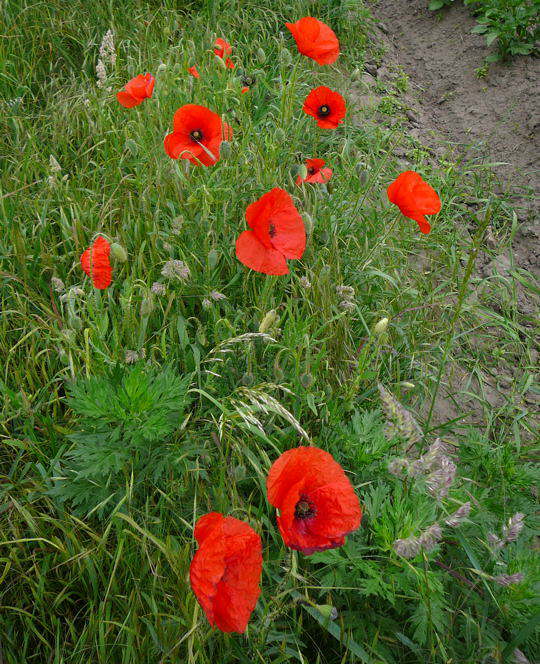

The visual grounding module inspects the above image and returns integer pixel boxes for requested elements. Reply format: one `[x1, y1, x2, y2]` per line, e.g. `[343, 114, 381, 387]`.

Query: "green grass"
[1, 0, 538, 662]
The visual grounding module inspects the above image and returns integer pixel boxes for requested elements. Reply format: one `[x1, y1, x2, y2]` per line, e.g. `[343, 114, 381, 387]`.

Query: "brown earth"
[361, 0, 539, 433]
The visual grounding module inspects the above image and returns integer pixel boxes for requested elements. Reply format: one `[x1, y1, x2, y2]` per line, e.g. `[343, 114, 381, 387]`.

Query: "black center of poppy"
[308, 167, 316, 175]
[318, 105, 331, 117]
[269, 223, 276, 238]
[190, 129, 203, 141]
[295, 498, 316, 520]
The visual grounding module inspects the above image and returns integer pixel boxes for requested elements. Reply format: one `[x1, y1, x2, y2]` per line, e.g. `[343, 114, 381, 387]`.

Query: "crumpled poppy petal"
[189, 513, 262, 634]
[80, 236, 112, 289]
[286, 17, 340, 65]
[236, 230, 289, 275]
[387, 171, 440, 234]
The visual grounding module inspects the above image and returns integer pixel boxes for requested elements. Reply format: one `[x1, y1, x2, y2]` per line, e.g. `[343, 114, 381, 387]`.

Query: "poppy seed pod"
[259, 309, 278, 333]
[256, 47, 266, 63]
[110, 242, 127, 263]
[373, 317, 389, 335]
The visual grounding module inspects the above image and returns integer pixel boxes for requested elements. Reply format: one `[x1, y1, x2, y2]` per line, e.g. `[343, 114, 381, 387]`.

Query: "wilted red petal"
[117, 73, 154, 108]
[235, 230, 289, 275]
[80, 236, 112, 289]
[189, 513, 262, 633]
[188, 65, 200, 78]
[285, 17, 340, 65]
[387, 171, 440, 234]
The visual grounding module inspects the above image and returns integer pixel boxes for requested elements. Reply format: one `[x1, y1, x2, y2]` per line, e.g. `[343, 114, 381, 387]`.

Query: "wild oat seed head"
[513, 648, 530, 664]
[202, 298, 212, 309]
[299, 276, 312, 289]
[161, 259, 190, 281]
[418, 523, 442, 551]
[493, 572, 524, 587]
[378, 383, 422, 445]
[151, 282, 166, 295]
[502, 512, 525, 543]
[51, 277, 65, 293]
[393, 536, 420, 559]
[209, 290, 226, 301]
[445, 502, 471, 527]
[125, 350, 138, 364]
[339, 299, 356, 310]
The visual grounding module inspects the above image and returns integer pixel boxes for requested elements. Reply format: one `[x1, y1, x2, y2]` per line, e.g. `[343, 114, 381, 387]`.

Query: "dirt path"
[369, 0, 539, 279]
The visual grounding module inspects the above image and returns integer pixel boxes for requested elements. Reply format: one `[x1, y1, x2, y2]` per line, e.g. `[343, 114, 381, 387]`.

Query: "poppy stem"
[424, 208, 491, 431]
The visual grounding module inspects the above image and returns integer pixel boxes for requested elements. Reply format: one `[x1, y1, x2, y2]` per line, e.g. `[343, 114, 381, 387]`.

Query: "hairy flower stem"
[425, 209, 491, 430]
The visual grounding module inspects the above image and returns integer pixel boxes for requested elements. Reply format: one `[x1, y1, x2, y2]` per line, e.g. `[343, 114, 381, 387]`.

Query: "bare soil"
[363, 0, 539, 433]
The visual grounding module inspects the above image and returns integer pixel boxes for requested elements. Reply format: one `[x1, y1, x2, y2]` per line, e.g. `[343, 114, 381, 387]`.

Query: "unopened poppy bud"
[256, 47, 266, 63]
[259, 309, 278, 333]
[110, 242, 127, 263]
[399, 381, 415, 389]
[241, 372, 254, 387]
[296, 164, 308, 181]
[220, 140, 231, 158]
[157, 62, 167, 71]
[68, 313, 82, 331]
[373, 317, 389, 335]
[300, 372, 314, 389]
[208, 249, 219, 269]
[280, 47, 292, 66]
[303, 212, 314, 235]
[140, 294, 154, 317]
[316, 604, 338, 621]
[232, 464, 247, 481]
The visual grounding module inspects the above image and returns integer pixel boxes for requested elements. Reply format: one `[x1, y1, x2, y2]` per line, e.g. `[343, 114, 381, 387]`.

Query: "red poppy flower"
[267, 446, 362, 555]
[296, 158, 333, 185]
[80, 236, 112, 289]
[235, 188, 306, 275]
[164, 104, 225, 167]
[285, 17, 340, 65]
[116, 73, 155, 108]
[303, 86, 345, 129]
[387, 171, 441, 234]
[241, 86, 249, 94]
[214, 38, 235, 69]
[189, 512, 262, 633]
[188, 65, 200, 78]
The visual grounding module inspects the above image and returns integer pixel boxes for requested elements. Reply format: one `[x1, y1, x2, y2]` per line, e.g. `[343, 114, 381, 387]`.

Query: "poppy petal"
[116, 91, 140, 108]
[236, 230, 289, 275]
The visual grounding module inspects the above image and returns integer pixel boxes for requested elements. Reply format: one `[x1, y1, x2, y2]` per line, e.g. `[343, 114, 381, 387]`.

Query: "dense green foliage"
[1, 0, 538, 662]
[428, 0, 539, 60]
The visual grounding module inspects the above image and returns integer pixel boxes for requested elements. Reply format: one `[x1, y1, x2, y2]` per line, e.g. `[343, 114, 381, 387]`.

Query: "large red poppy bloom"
[214, 38, 235, 69]
[387, 171, 441, 234]
[296, 158, 333, 185]
[267, 447, 362, 555]
[235, 188, 306, 275]
[303, 86, 346, 129]
[116, 73, 155, 108]
[164, 104, 225, 167]
[285, 17, 340, 65]
[189, 512, 262, 633]
[80, 236, 112, 289]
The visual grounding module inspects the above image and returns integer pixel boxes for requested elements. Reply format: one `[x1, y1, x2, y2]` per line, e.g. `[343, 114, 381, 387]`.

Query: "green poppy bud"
[373, 317, 389, 335]
[297, 164, 308, 181]
[303, 213, 314, 235]
[110, 242, 128, 263]
[208, 249, 219, 269]
[68, 313, 82, 331]
[257, 47, 266, 63]
[259, 309, 278, 333]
